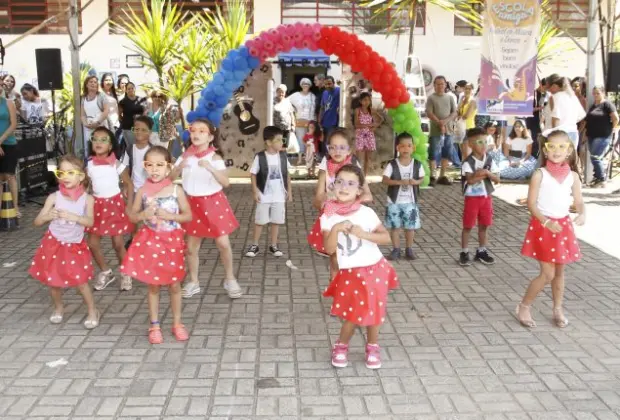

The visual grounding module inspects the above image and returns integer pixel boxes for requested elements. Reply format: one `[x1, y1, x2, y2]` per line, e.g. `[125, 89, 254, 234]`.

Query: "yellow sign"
[488, 0, 539, 27]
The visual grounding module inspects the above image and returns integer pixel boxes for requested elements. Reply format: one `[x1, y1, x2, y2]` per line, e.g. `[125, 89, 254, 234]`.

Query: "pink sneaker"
[331, 341, 349, 368]
[365, 344, 382, 369]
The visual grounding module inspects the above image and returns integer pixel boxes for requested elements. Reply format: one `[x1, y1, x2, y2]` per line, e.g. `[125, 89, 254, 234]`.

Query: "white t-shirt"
[87, 161, 126, 198]
[461, 155, 499, 197]
[551, 91, 586, 130]
[382, 160, 426, 204]
[320, 206, 384, 270]
[21, 99, 49, 124]
[122, 144, 150, 191]
[250, 152, 291, 203]
[505, 137, 533, 158]
[288, 91, 316, 121]
[486, 135, 496, 148]
[174, 152, 227, 196]
[104, 94, 120, 129]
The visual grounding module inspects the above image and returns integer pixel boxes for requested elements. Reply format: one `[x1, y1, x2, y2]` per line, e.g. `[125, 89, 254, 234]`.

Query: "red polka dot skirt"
[184, 191, 239, 238]
[120, 227, 186, 285]
[323, 258, 399, 327]
[87, 193, 134, 236]
[307, 211, 325, 254]
[29, 231, 94, 288]
[521, 216, 581, 264]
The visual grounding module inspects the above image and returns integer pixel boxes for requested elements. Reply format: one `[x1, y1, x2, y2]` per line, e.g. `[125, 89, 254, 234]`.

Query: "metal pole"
[69, 0, 83, 158]
[585, 0, 598, 184]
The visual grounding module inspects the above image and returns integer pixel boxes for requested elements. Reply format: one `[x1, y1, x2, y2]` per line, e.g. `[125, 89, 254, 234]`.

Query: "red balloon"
[357, 49, 370, 64]
[392, 88, 402, 99]
[370, 60, 384, 74]
[399, 91, 411, 103]
[381, 72, 393, 84]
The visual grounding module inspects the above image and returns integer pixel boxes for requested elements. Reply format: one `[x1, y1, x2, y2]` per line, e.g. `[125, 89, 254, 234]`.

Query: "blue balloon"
[195, 109, 209, 119]
[238, 46, 250, 58]
[234, 70, 248, 82]
[212, 72, 225, 85]
[213, 86, 225, 97]
[247, 56, 260, 69]
[223, 81, 237, 93]
[221, 57, 234, 72]
[214, 94, 229, 108]
[228, 49, 239, 61]
[182, 130, 191, 143]
[233, 56, 248, 72]
[186, 111, 198, 123]
[223, 70, 235, 81]
[209, 113, 222, 127]
[205, 100, 217, 111]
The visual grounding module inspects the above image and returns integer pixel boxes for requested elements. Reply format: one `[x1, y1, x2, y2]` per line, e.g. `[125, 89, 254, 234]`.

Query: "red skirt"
[323, 258, 399, 326]
[521, 216, 581, 264]
[87, 193, 134, 237]
[120, 227, 186, 285]
[184, 191, 239, 238]
[29, 232, 94, 288]
[307, 211, 325, 253]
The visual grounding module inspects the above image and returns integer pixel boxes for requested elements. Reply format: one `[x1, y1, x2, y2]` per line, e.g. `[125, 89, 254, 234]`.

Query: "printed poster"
[478, 0, 541, 117]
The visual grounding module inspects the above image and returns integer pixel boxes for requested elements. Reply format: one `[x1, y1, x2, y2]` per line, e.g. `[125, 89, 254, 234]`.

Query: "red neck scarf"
[91, 154, 117, 166]
[545, 161, 571, 182]
[183, 145, 216, 159]
[326, 155, 352, 177]
[142, 178, 172, 197]
[323, 199, 362, 217]
[59, 184, 85, 201]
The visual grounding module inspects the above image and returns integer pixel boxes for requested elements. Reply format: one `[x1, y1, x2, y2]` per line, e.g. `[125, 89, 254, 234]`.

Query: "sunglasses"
[268, 138, 283, 144]
[470, 139, 486, 145]
[132, 127, 150, 133]
[91, 136, 111, 144]
[53, 169, 84, 179]
[544, 142, 571, 152]
[333, 179, 359, 190]
[143, 161, 170, 169]
[189, 127, 211, 134]
[328, 145, 350, 152]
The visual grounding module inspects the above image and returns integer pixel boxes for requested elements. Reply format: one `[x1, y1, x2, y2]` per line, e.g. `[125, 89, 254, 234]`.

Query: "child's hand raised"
[57, 210, 78, 222]
[156, 209, 177, 221]
[335, 220, 352, 233]
[47, 209, 60, 221]
[198, 159, 215, 172]
[348, 224, 366, 239]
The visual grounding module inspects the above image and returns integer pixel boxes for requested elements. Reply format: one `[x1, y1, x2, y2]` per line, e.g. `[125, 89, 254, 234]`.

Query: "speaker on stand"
[605, 52, 620, 180]
[35, 48, 63, 160]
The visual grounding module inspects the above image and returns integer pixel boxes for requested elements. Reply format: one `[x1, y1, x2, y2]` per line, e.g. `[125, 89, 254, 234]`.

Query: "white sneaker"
[182, 282, 201, 298]
[94, 270, 116, 291]
[120, 274, 132, 291]
[224, 279, 242, 299]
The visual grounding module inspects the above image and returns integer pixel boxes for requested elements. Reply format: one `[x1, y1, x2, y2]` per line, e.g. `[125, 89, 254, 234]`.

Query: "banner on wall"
[478, 0, 540, 117]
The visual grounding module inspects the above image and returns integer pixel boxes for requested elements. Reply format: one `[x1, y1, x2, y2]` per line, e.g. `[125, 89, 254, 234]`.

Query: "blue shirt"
[0, 97, 16, 146]
[320, 87, 340, 128]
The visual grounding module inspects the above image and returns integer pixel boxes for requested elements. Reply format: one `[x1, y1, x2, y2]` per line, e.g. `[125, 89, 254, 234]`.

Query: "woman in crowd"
[585, 85, 619, 187]
[156, 93, 180, 153]
[548, 75, 586, 150]
[100, 73, 120, 134]
[116, 74, 130, 100]
[119, 82, 147, 151]
[0, 92, 19, 216]
[273, 84, 296, 150]
[19, 84, 49, 125]
[80, 75, 110, 155]
[288, 78, 316, 166]
[148, 90, 170, 146]
[499, 119, 536, 180]
[2, 75, 20, 102]
[455, 83, 477, 160]
[571, 77, 587, 111]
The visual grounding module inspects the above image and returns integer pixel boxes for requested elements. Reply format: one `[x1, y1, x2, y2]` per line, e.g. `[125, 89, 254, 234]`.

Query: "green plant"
[56, 65, 92, 127]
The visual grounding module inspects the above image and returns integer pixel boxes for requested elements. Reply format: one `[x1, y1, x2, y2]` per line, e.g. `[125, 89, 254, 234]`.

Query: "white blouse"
[87, 161, 126, 198]
[175, 152, 227, 196]
[537, 168, 574, 218]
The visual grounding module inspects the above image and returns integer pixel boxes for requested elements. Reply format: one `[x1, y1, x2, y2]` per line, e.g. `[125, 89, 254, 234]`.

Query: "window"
[0, 0, 79, 34]
[453, 2, 482, 36]
[281, 0, 425, 35]
[109, 0, 253, 34]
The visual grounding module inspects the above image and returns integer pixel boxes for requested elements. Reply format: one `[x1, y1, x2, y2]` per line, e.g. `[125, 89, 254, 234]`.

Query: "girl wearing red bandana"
[308, 129, 373, 279]
[122, 146, 193, 344]
[86, 127, 135, 292]
[171, 119, 241, 300]
[321, 164, 397, 370]
[29, 155, 100, 329]
[518, 130, 585, 329]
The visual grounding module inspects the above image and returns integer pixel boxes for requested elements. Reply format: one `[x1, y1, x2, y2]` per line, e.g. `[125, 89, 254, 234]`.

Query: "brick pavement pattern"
[0, 183, 619, 420]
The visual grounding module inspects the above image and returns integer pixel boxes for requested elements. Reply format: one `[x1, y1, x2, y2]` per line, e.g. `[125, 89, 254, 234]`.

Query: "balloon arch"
[186, 22, 429, 183]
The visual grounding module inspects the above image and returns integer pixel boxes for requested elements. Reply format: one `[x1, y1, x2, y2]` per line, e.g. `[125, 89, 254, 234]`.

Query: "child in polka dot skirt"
[321, 164, 398, 369]
[29, 155, 100, 329]
[308, 128, 372, 279]
[517, 130, 585, 329]
[86, 127, 135, 292]
[171, 119, 242, 300]
[122, 146, 193, 344]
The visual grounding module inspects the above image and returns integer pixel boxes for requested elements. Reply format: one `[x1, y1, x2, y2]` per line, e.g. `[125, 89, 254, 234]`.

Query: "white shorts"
[255, 202, 286, 225]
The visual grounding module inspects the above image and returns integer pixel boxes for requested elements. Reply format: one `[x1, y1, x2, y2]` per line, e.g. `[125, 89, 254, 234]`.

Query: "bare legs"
[252, 224, 280, 246]
[337, 321, 380, 346]
[148, 283, 183, 326]
[50, 285, 98, 324]
[517, 261, 568, 328]
[390, 229, 415, 249]
[88, 234, 126, 271]
[186, 234, 236, 285]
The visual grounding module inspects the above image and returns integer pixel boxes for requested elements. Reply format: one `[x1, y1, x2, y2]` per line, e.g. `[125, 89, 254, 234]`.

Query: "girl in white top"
[518, 130, 585, 329]
[86, 127, 135, 293]
[548, 76, 586, 149]
[171, 118, 242, 300]
[321, 164, 398, 370]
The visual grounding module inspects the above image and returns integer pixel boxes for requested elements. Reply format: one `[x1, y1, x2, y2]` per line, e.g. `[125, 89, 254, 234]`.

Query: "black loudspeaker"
[35, 48, 63, 91]
[606, 52, 620, 93]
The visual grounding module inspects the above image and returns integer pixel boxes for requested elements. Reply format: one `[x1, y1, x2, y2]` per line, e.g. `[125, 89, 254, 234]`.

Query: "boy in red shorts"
[460, 127, 500, 266]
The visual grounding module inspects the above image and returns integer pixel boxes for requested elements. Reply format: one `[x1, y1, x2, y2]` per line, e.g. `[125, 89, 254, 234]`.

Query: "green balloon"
[394, 113, 405, 123]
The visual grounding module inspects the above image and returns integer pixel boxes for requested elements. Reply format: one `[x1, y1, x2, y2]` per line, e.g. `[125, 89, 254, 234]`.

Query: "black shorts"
[0, 144, 18, 174]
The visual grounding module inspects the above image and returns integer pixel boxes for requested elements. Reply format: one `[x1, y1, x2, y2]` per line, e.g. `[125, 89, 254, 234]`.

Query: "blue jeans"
[451, 142, 461, 167]
[429, 135, 453, 166]
[589, 135, 612, 181]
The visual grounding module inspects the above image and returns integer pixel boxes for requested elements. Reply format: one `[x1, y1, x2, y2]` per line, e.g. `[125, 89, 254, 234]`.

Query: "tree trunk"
[408, 4, 418, 56]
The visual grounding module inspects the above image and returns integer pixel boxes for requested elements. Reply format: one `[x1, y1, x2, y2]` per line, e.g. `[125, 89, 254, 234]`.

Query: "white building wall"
[0, 0, 598, 94]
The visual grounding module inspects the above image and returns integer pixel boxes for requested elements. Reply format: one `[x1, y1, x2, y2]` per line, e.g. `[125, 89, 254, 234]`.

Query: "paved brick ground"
[1, 182, 620, 420]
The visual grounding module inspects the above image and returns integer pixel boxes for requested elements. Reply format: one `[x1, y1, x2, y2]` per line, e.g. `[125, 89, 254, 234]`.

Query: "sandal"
[516, 303, 536, 328]
[83, 310, 100, 330]
[49, 312, 63, 324]
[553, 307, 569, 328]
[148, 326, 164, 344]
[171, 324, 189, 341]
